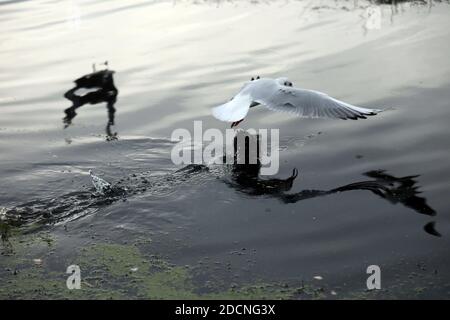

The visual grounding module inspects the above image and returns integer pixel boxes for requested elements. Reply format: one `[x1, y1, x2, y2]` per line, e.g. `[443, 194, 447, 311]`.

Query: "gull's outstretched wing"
[254, 86, 381, 120]
[212, 93, 253, 122]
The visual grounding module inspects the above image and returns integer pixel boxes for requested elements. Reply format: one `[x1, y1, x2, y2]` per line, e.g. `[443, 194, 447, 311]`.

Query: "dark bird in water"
[63, 63, 119, 140]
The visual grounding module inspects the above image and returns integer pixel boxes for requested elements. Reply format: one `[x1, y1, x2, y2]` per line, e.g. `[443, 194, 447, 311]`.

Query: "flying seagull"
[212, 77, 382, 127]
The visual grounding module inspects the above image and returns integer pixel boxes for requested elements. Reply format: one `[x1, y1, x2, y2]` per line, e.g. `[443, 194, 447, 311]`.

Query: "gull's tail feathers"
[212, 94, 253, 122]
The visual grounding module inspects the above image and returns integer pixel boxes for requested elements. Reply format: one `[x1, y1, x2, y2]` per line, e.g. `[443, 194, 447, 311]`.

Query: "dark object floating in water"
[63, 63, 119, 141]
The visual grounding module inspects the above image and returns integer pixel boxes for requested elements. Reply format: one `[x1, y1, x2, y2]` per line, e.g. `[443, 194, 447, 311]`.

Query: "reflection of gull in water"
[212, 77, 382, 128]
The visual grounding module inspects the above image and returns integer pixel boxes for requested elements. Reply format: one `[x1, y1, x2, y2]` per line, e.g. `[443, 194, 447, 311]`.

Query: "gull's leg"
[231, 119, 244, 128]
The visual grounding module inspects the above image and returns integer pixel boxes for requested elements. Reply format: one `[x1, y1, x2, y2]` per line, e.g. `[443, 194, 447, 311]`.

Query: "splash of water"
[89, 170, 112, 194]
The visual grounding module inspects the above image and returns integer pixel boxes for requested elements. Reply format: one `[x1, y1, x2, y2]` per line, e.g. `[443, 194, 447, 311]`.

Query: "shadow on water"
[63, 64, 119, 141]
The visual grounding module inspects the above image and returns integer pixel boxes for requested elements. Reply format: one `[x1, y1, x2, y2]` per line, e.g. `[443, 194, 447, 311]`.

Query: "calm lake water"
[1, 0, 450, 299]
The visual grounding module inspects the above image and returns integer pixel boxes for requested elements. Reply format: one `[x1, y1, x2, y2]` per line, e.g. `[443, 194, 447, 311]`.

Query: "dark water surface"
[1, 0, 450, 299]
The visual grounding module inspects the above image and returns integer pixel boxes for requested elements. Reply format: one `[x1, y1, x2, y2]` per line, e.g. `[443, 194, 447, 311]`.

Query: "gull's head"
[276, 77, 293, 87]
